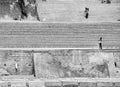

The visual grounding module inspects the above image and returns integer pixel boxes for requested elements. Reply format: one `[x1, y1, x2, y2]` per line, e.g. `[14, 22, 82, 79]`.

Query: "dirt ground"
[37, 0, 120, 22]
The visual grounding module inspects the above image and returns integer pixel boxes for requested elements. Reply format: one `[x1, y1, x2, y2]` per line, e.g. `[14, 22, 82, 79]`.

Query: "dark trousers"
[99, 43, 102, 50]
[85, 13, 89, 19]
[15, 68, 18, 74]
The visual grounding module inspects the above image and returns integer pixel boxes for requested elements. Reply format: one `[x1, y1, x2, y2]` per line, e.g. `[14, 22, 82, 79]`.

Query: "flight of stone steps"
[0, 22, 120, 48]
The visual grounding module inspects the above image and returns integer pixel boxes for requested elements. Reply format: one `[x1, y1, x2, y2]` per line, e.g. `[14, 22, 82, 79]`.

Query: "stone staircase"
[0, 22, 119, 48]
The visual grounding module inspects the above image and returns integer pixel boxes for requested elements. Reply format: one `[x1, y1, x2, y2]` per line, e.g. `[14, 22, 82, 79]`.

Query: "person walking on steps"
[84, 7, 89, 19]
[98, 37, 102, 50]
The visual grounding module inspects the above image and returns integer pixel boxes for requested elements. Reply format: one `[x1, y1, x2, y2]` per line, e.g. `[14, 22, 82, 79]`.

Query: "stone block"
[45, 82, 61, 87]
[0, 82, 8, 87]
[29, 81, 45, 87]
[11, 81, 27, 87]
[114, 82, 120, 87]
[79, 82, 96, 87]
[97, 82, 113, 87]
[63, 82, 78, 87]
[63, 84, 78, 87]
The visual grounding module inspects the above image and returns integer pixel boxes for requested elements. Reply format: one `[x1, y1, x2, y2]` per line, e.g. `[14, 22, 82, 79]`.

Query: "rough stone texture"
[97, 82, 113, 87]
[0, 3, 11, 18]
[10, 81, 26, 87]
[115, 82, 120, 86]
[80, 82, 96, 87]
[0, 0, 38, 20]
[0, 82, 8, 87]
[34, 50, 120, 78]
[0, 49, 120, 79]
[29, 81, 45, 87]
[45, 82, 62, 87]
[0, 51, 33, 75]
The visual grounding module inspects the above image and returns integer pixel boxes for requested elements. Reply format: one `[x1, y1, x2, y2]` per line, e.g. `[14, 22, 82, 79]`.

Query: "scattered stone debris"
[0, 68, 10, 76]
[34, 50, 114, 78]
[0, 50, 119, 78]
[0, 0, 40, 21]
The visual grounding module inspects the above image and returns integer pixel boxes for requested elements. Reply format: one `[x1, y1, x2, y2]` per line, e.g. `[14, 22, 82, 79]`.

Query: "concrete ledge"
[0, 78, 120, 87]
[97, 82, 113, 87]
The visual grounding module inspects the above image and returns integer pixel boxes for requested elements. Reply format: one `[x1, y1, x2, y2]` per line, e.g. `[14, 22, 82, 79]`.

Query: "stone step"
[0, 22, 119, 48]
[1, 78, 120, 87]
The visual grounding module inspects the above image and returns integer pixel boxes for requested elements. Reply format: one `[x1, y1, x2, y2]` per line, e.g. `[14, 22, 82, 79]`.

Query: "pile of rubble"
[0, 0, 40, 21]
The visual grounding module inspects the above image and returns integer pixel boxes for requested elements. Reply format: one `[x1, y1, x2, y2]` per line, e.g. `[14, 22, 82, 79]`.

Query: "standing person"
[98, 37, 102, 50]
[15, 62, 18, 74]
[84, 7, 89, 19]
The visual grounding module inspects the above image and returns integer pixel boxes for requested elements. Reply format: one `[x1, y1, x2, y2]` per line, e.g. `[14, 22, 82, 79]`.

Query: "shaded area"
[0, 0, 39, 21]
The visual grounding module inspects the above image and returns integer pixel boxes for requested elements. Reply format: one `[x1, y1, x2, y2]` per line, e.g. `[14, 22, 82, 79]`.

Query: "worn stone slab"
[63, 82, 78, 85]
[79, 82, 96, 87]
[10, 81, 27, 87]
[63, 84, 78, 87]
[29, 80, 45, 87]
[0, 82, 8, 87]
[97, 82, 113, 87]
[114, 82, 120, 86]
[45, 82, 62, 87]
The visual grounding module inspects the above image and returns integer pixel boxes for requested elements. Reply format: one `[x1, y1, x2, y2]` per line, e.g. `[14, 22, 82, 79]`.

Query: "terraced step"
[0, 22, 120, 48]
